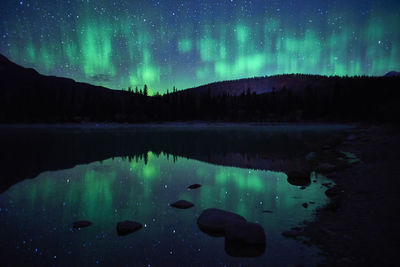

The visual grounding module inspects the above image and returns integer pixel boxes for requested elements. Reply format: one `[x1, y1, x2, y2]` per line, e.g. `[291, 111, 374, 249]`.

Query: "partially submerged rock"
[116, 221, 142, 236]
[224, 221, 266, 245]
[198, 208, 266, 257]
[197, 208, 246, 234]
[170, 200, 194, 209]
[286, 170, 311, 186]
[187, 184, 201, 189]
[73, 220, 92, 228]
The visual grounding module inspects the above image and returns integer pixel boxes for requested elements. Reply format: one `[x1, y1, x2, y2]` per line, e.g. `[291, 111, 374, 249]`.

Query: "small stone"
[73, 220, 92, 228]
[302, 203, 308, 208]
[187, 184, 201, 189]
[300, 186, 306, 190]
[170, 200, 194, 209]
[262, 210, 273, 213]
[116, 221, 142, 236]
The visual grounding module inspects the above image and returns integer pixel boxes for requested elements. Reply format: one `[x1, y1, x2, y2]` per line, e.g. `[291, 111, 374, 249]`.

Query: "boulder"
[73, 220, 92, 228]
[116, 221, 142, 236]
[198, 208, 266, 257]
[187, 184, 201, 189]
[197, 208, 246, 235]
[170, 200, 194, 209]
[224, 221, 266, 245]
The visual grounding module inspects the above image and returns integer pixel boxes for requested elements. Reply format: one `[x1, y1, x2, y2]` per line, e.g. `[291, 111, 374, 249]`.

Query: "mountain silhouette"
[1, 53, 399, 123]
[182, 74, 341, 96]
[0, 53, 125, 97]
[384, 71, 400, 77]
[0, 54, 141, 122]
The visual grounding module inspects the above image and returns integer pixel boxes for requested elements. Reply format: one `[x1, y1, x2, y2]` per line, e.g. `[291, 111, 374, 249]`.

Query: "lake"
[0, 123, 353, 266]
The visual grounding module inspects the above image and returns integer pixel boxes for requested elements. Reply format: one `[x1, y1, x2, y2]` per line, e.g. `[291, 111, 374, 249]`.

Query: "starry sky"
[0, 0, 399, 95]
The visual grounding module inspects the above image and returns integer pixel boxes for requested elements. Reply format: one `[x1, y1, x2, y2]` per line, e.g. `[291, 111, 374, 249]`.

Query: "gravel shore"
[303, 125, 400, 266]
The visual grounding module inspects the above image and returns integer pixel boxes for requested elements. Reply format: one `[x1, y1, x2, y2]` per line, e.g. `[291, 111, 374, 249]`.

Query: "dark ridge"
[1, 53, 400, 123]
[384, 71, 400, 77]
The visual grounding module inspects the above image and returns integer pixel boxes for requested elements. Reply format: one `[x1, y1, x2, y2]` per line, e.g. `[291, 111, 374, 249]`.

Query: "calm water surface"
[0, 124, 351, 266]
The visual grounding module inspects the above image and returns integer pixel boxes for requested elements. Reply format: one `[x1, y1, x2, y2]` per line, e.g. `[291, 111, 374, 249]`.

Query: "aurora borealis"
[1, 0, 399, 94]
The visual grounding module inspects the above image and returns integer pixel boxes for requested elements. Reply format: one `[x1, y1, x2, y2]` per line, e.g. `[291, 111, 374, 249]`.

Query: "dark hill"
[1, 53, 400, 123]
[384, 71, 400, 77]
[0, 54, 147, 122]
[182, 74, 340, 96]
[0, 53, 112, 94]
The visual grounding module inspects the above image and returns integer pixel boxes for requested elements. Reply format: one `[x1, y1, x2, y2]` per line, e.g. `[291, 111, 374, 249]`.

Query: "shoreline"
[301, 125, 400, 266]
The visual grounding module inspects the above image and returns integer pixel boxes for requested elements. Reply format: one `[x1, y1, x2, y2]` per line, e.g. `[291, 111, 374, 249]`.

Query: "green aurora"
[0, 0, 399, 94]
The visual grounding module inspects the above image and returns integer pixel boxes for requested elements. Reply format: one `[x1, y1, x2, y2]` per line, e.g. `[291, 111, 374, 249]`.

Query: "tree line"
[1, 75, 399, 123]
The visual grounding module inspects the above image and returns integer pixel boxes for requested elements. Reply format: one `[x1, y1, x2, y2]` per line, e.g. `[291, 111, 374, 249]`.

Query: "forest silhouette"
[1, 54, 399, 123]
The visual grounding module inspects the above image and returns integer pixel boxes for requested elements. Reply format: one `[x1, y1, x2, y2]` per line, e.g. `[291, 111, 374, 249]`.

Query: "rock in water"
[262, 210, 273, 213]
[170, 200, 194, 209]
[198, 208, 266, 257]
[224, 221, 266, 245]
[286, 170, 311, 186]
[187, 184, 201, 189]
[197, 208, 246, 234]
[73, 220, 92, 228]
[116, 221, 142, 236]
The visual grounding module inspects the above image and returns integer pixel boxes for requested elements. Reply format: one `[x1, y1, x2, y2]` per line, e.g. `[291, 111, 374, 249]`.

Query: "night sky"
[0, 0, 399, 94]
